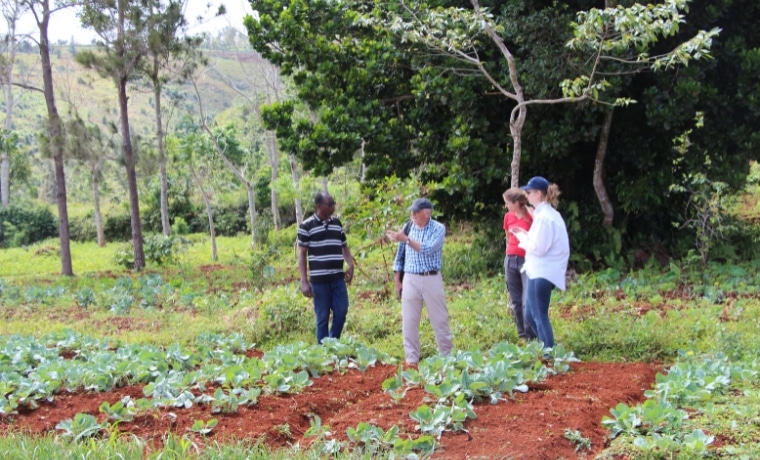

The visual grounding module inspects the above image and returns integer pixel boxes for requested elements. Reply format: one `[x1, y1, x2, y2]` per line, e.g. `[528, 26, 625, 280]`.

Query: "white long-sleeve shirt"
[515, 202, 570, 290]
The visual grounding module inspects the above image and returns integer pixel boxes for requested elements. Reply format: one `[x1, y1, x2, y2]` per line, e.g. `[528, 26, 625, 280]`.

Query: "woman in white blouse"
[510, 176, 570, 350]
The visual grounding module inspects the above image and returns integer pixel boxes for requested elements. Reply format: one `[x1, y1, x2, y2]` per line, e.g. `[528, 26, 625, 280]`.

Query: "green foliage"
[564, 428, 592, 453]
[253, 286, 312, 341]
[73, 287, 96, 308]
[55, 413, 104, 442]
[113, 235, 188, 269]
[143, 234, 188, 266]
[104, 213, 133, 242]
[0, 205, 58, 248]
[444, 225, 502, 282]
[669, 153, 744, 265]
[113, 243, 135, 270]
[68, 213, 98, 243]
[143, 175, 198, 234]
[249, 246, 276, 292]
[171, 216, 190, 236]
[99, 397, 137, 422]
[189, 418, 218, 435]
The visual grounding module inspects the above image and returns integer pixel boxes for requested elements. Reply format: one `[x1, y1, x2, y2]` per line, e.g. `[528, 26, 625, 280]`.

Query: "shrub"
[104, 213, 132, 242]
[69, 213, 97, 243]
[113, 244, 135, 269]
[171, 217, 190, 236]
[143, 234, 188, 266]
[113, 234, 188, 269]
[0, 205, 58, 248]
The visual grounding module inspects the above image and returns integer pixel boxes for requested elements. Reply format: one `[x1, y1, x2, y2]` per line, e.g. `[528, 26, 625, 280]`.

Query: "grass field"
[1, 232, 759, 458]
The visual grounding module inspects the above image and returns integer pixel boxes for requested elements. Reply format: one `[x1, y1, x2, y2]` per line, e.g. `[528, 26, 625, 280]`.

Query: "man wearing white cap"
[386, 198, 453, 366]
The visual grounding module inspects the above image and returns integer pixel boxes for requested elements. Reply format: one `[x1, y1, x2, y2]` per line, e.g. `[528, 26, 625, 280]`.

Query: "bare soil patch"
[0, 360, 659, 458]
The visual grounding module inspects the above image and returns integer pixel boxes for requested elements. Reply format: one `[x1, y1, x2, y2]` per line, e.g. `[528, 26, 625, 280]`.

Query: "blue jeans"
[311, 278, 349, 344]
[524, 277, 555, 349]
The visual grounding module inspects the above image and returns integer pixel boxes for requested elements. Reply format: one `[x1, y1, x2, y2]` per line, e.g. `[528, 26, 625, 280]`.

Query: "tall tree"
[206, 40, 290, 230]
[0, 0, 25, 208]
[21, 0, 74, 276]
[78, 0, 148, 270]
[175, 125, 218, 260]
[142, 0, 204, 236]
[191, 73, 259, 246]
[64, 113, 115, 247]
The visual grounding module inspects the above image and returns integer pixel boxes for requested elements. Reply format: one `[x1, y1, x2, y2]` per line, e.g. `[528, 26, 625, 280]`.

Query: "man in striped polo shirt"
[298, 192, 355, 344]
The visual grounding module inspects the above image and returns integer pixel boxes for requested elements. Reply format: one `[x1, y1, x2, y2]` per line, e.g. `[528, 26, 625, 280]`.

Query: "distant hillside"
[1, 44, 275, 213]
[2, 45, 268, 142]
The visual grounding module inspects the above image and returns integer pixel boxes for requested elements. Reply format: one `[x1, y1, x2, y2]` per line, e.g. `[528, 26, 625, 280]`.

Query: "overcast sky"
[3, 0, 256, 44]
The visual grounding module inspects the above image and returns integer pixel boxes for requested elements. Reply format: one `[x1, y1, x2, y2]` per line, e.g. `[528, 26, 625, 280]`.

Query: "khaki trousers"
[401, 273, 453, 364]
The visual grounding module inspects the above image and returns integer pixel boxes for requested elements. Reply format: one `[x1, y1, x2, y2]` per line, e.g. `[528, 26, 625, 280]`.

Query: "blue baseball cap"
[408, 198, 433, 212]
[520, 176, 550, 193]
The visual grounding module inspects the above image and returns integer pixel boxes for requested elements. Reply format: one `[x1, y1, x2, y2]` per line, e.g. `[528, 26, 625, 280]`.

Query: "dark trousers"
[505, 255, 535, 340]
[311, 278, 349, 344]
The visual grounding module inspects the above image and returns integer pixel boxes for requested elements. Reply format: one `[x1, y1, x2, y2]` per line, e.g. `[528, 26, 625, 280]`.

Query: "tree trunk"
[594, 108, 615, 226]
[1, 1, 19, 209]
[509, 108, 525, 189]
[153, 60, 170, 236]
[191, 164, 217, 261]
[115, 3, 145, 271]
[91, 159, 106, 247]
[246, 184, 257, 247]
[267, 131, 280, 230]
[119, 76, 145, 270]
[37, 0, 73, 276]
[2, 55, 13, 208]
[289, 153, 303, 225]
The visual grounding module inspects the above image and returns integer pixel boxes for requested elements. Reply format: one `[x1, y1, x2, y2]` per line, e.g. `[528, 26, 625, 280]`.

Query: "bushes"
[0, 205, 58, 248]
[113, 234, 188, 269]
[69, 213, 97, 243]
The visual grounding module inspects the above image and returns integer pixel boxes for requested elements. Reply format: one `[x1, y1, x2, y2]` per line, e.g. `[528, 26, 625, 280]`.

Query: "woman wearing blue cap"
[509, 177, 569, 350]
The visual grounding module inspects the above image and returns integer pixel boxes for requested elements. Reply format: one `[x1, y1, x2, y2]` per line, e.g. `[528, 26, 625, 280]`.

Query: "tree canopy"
[246, 0, 760, 265]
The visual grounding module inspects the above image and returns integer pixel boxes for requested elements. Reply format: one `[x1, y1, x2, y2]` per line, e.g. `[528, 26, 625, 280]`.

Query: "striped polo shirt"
[298, 214, 348, 283]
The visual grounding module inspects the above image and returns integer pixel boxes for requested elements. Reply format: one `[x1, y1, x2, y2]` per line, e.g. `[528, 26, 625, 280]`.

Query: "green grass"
[2, 232, 760, 458]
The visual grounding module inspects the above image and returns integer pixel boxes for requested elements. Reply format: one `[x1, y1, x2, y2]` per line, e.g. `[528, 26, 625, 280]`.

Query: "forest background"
[0, 0, 759, 276]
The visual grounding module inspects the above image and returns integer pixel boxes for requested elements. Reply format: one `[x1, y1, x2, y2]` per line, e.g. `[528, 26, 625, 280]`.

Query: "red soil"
[0, 360, 659, 459]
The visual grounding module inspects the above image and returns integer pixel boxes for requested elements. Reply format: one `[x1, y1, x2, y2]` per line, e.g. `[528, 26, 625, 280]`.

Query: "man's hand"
[345, 265, 355, 285]
[300, 280, 313, 298]
[386, 230, 407, 243]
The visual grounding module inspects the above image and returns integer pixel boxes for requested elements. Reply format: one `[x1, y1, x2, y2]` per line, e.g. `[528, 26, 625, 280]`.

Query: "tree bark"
[289, 153, 303, 225]
[153, 57, 170, 236]
[118, 75, 145, 270]
[1, 44, 13, 208]
[594, 108, 615, 226]
[115, 3, 145, 271]
[267, 130, 279, 230]
[36, 0, 73, 276]
[1, 0, 20, 208]
[190, 164, 217, 261]
[246, 184, 257, 247]
[90, 158, 106, 247]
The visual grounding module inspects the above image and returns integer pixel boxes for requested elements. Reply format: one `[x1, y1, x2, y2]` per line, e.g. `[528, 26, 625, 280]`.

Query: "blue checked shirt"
[393, 219, 446, 273]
